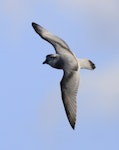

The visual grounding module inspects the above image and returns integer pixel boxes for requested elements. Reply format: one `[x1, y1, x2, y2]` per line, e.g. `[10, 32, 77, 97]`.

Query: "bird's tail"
[78, 59, 96, 70]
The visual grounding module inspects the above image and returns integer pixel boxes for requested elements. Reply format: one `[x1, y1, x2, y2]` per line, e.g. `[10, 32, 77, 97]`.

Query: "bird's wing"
[60, 70, 79, 129]
[32, 22, 74, 55]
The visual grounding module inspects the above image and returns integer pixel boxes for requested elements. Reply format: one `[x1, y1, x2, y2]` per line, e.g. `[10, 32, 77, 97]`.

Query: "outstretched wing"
[32, 22, 74, 55]
[60, 70, 80, 129]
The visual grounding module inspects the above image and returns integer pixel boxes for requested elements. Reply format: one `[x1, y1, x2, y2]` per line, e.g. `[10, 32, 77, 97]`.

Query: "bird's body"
[32, 22, 96, 129]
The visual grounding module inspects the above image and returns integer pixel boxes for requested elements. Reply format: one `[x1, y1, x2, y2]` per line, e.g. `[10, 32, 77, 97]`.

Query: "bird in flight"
[32, 22, 96, 129]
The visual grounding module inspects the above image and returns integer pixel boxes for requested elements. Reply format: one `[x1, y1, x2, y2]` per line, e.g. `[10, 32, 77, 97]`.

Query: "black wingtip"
[72, 125, 75, 130]
[69, 121, 76, 130]
[32, 22, 37, 29]
[32, 22, 41, 35]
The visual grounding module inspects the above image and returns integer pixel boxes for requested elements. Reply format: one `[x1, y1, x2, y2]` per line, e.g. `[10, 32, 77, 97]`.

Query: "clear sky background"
[0, 0, 119, 150]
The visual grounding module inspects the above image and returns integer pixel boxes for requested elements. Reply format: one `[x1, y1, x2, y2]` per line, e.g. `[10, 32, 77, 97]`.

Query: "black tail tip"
[89, 60, 96, 70]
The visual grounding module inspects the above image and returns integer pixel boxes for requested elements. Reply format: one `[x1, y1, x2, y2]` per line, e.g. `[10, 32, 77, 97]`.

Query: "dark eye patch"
[50, 56, 56, 59]
[47, 55, 56, 58]
[46, 54, 55, 58]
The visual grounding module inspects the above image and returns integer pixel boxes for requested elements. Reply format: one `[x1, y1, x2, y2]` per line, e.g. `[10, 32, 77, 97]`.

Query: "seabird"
[32, 22, 96, 129]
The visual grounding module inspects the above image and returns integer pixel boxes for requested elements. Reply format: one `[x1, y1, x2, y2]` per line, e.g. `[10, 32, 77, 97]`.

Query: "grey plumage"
[32, 22, 96, 129]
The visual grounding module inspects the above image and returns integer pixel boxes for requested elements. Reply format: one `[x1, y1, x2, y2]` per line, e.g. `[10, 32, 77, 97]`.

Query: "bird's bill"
[42, 60, 47, 64]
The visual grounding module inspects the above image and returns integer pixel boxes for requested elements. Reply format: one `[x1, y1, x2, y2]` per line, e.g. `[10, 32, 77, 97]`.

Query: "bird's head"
[43, 54, 59, 68]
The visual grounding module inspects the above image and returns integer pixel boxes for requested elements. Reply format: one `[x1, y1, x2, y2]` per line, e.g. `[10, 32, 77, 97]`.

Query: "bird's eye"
[50, 56, 56, 59]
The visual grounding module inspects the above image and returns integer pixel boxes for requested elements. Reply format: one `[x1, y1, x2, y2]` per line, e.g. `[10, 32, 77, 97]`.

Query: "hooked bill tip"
[42, 60, 47, 64]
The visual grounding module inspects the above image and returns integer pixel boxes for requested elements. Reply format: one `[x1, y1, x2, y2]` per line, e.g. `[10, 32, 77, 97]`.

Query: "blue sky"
[0, 0, 119, 149]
